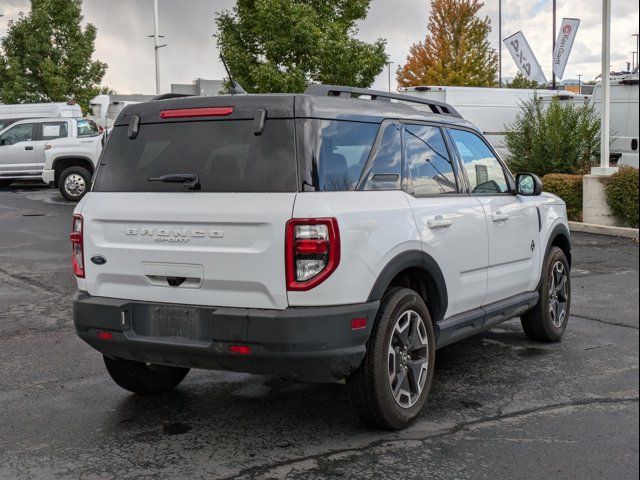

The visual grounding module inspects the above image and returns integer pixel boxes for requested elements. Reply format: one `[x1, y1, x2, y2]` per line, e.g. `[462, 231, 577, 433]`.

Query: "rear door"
[0, 122, 37, 175]
[402, 122, 489, 318]
[447, 128, 541, 304]
[82, 103, 297, 310]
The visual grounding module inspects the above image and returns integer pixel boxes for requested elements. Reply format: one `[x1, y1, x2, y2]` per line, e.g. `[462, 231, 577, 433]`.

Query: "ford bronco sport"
[72, 85, 572, 430]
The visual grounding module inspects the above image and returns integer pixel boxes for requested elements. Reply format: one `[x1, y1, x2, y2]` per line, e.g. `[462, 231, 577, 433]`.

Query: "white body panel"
[404, 194, 488, 317]
[77, 192, 296, 310]
[590, 76, 639, 168]
[0, 102, 82, 119]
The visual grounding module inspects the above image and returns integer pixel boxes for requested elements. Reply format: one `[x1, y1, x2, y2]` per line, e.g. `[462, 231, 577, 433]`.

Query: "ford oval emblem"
[91, 255, 107, 265]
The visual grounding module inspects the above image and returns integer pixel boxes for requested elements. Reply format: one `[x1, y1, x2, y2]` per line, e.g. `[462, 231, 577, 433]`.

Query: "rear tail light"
[70, 214, 84, 278]
[286, 218, 340, 291]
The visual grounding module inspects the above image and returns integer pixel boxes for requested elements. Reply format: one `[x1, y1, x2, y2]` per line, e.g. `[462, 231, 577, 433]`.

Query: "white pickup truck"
[0, 117, 103, 201]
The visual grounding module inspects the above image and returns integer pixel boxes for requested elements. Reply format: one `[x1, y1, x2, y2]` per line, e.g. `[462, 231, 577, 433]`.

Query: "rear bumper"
[73, 292, 379, 383]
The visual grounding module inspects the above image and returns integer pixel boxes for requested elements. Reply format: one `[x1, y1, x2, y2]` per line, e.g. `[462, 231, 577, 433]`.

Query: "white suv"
[71, 86, 572, 430]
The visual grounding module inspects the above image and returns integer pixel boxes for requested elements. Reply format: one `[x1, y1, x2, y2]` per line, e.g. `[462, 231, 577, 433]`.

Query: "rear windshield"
[93, 119, 297, 193]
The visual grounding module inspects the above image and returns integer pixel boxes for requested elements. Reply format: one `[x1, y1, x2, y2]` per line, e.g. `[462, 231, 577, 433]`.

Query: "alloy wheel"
[387, 309, 429, 408]
[548, 261, 569, 328]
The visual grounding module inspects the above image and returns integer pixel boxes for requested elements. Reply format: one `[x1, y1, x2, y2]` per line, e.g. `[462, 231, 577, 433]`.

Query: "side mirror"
[516, 173, 543, 196]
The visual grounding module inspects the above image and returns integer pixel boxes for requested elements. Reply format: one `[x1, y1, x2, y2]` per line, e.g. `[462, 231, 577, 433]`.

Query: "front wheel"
[103, 356, 190, 395]
[521, 246, 571, 342]
[346, 288, 435, 430]
[58, 166, 91, 202]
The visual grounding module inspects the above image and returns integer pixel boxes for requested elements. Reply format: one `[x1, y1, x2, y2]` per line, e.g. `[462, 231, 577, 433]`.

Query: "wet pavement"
[0, 185, 638, 479]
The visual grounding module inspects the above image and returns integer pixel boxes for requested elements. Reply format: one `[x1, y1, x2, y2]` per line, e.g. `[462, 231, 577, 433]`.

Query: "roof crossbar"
[303, 84, 462, 118]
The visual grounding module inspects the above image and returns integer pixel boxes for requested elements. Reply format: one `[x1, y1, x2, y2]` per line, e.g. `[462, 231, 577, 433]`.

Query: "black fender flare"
[546, 223, 572, 267]
[367, 250, 448, 322]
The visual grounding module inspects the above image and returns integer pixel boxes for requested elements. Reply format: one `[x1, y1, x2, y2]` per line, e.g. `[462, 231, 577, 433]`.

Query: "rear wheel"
[521, 246, 571, 342]
[58, 166, 91, 202]
[103, 356, 190, 395]
[346, 288, 435, 430]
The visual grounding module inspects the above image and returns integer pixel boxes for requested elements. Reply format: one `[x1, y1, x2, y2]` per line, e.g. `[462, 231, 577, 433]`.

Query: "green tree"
[215, 0, 388, 93]
[397, 0, 498, 87]
[507, 72, 544, 89]
[0, 0, 107, 112]
[505, 96, 600, 176]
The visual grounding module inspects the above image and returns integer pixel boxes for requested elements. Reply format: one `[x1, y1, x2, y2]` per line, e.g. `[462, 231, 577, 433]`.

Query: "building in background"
[171, 78, 223, 96]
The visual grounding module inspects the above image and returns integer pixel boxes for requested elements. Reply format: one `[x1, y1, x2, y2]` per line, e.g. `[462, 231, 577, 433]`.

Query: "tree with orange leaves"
[397, 0, 498, 88]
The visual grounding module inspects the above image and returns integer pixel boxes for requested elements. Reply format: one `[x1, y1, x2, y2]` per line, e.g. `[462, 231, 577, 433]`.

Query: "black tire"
[521, 246, 571, 342]
[103, 356, 190, 395]
[58, 166, 91, 202]
[346, 287, 436, 430]
[0, 179, 13, 188]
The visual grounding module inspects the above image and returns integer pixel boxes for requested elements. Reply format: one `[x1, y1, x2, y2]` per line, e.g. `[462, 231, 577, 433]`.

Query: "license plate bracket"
[132, 304, 202, 341]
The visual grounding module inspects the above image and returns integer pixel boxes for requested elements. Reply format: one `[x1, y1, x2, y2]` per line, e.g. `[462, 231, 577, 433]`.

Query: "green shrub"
[605, 167, 639, 227]
[505, 96, 600, 176]
[542, 174, 583, 221]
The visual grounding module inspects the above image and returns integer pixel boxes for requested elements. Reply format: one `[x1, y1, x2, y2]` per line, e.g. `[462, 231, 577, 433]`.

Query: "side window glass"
[364, 123, 402, 190]
[0, 123, 33, 145]
[40, 122, 68, 140]
[77, 119, 99, 137]
[449, 129, 509, 194]
[404, 124, 457, 195]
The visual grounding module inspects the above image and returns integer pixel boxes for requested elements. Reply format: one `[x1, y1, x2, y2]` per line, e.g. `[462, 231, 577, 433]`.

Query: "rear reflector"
[229, 345, 252, 355]
[97, 331, 113, 341]
[351, 318, 367, 330]
[160, 107, 234, 119]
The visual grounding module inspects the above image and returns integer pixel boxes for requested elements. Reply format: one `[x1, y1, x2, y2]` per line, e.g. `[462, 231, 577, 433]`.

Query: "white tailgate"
[79, 192, 295, 309]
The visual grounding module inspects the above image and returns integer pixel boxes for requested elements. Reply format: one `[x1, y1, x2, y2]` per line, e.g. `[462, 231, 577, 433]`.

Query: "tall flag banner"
[553, 18, 581, 80]
[504, 31, 548, 84]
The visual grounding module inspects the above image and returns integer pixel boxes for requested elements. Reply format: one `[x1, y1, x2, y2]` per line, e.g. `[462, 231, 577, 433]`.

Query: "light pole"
[498, 0, 502, 87]
[386, 61, 394, 92]
[633, 34, 639, 70]
[577, 74, 582, 94]
[598, 0, 612, 173]
[630, 52, 636, 71]
[551, 0, 557, 90]
[149, 0, 167, 95]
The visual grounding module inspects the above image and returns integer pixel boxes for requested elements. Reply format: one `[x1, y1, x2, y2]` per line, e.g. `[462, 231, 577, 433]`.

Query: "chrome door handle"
[428, 216, 452, 229]
[492, 211, 510, 223]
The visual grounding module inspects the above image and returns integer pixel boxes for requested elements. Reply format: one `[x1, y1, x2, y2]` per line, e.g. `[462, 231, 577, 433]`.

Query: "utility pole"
[633, 34, 639, 71]
[577, 74, 582, 94]
[498, 0, 502, 87]
[386, 61, 394, 92]
[150, 0, 167, 95]
[552, 0, 557, 89]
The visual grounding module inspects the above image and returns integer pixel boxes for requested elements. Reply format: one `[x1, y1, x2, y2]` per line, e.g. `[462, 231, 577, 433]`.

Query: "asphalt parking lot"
[0, 185, 638, 480]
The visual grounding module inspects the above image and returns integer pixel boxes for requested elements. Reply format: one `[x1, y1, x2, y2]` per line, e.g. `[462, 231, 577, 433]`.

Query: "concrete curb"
[569, 221, 639, 239]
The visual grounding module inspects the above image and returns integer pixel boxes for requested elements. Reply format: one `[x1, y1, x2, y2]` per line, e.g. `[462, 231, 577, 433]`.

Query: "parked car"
[71, 86, 572, 430]
[0, 117, 103, 200]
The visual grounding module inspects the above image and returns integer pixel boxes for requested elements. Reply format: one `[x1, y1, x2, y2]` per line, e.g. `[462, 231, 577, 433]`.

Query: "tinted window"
[93, 120, 297, 193]
[405, 124, 457, 195]
[297, 119, 379, 191]
[77, 119, 99, 137]
[0, 123, 33, 144]
[363, 123, 402, 190]
[449, 129, 509, 194]
[40, 122, 68, 140]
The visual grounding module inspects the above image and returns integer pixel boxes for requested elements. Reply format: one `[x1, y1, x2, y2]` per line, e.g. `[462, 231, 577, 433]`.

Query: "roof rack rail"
[303, 84, 462, 118]
[150, 93, 195, 101]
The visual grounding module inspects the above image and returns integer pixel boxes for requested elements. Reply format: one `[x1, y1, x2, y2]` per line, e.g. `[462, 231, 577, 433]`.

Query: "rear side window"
[93, 120, 297, 193]
[404, 124, 457, 195]
[297, 119, 379, 191]
[40, 122, 68, 140]
[362, 123, 402, 190]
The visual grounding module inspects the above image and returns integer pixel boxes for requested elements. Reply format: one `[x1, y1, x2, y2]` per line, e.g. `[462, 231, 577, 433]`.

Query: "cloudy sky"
[1, 0, 638, 94]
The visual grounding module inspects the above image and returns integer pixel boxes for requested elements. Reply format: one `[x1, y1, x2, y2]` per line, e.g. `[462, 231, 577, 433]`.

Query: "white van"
[590, 73, 639, 168]
[399, 86, 589, 159]
[0, 102, 83, 120]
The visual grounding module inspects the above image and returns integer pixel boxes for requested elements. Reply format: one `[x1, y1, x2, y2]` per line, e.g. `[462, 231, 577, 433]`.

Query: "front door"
[402, 123, 488, 318]
[447, 128, 541, 304]
[0, 123, 37, 176]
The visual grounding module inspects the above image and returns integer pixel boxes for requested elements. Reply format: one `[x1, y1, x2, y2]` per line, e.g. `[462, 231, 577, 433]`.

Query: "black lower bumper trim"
[74, 292, 379, 383]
